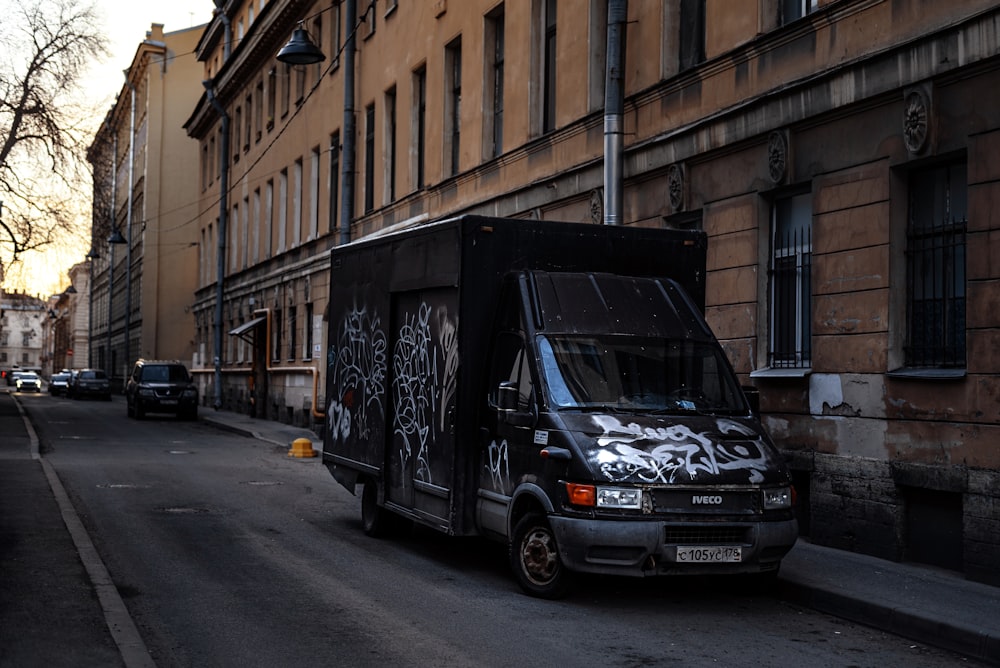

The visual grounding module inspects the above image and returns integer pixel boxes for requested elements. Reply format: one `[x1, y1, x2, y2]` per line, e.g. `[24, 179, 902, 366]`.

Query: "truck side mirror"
[497, 381, 519, 411]
[496, 381, 536, 427]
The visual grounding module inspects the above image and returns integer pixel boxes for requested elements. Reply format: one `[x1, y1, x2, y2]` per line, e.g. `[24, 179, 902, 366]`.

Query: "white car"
[15, 372, 42, 392]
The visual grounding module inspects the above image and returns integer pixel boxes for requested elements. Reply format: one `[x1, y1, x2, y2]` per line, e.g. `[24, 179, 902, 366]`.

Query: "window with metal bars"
[905, 163, 967, 368]
[769, 192, 812, 368]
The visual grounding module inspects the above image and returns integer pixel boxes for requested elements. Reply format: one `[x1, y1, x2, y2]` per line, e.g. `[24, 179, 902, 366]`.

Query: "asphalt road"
[22, 392, 976, 667]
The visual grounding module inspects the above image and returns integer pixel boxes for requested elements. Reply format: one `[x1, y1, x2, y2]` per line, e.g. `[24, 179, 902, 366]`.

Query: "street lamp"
[276, 22, 325, 65]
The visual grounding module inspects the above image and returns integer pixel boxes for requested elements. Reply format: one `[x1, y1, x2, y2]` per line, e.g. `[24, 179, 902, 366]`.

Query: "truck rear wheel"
[509, 512, 572, 599]
[361, 478, 389, 537]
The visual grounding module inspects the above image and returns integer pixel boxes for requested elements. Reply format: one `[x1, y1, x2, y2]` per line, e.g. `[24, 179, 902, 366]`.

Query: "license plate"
[676, 546, 742, 563]
[160, 399, 178, 405]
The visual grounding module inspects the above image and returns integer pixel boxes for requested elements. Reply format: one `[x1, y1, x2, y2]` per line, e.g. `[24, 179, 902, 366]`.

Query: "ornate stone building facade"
[180, 0, 998, 583]
[88, 23, 204, 387]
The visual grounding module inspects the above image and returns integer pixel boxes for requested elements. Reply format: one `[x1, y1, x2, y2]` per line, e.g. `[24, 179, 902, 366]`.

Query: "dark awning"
[228, 315, 267, 341]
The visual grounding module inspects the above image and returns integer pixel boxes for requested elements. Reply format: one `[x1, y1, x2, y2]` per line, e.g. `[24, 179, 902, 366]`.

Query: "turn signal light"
[566, 482, 596, 507]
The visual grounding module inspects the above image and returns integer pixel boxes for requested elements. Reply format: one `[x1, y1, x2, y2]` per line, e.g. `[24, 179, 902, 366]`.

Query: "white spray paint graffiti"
[437, 308, 459, 433]
[392, 302, 460, 485]
[591, 415, 771, 484]
[484, 438, 510, 492]
[393, 303, 437, 483]
[328, 304, 387, 443]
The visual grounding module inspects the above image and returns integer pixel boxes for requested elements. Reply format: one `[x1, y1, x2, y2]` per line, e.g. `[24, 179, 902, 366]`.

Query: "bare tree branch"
[0, 0, 108, 267]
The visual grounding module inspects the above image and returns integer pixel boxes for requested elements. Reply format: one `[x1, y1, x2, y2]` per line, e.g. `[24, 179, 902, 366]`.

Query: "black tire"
[509, 512, 572, 599]
[134, 400, 145, 420]
[361, 478, 389, 537]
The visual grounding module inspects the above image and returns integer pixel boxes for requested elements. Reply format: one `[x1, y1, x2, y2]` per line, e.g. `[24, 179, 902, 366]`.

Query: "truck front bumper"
[548, 515, 798, 577]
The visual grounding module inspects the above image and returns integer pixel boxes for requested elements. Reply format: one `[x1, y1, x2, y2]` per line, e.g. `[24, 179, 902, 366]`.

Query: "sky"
[3, 0, 214, 298]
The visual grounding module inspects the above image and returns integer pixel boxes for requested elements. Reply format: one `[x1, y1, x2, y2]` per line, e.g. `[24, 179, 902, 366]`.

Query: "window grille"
[905, 164, 967, 368]
[769, 193, 812, 368]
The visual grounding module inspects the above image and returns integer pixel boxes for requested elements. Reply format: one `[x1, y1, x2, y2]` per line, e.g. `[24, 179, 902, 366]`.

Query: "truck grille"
[652, 489, 758, 514]
[664, 526, 751, 545]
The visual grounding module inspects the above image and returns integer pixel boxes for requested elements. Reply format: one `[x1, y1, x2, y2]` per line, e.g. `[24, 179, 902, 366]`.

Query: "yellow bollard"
[288, 437, 317, 458]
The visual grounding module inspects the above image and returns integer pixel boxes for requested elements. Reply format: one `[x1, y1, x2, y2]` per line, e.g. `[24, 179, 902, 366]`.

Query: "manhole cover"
[97, 483, 148, 489]
[243, 481, 283, 486]
[167, 450, 195, 455]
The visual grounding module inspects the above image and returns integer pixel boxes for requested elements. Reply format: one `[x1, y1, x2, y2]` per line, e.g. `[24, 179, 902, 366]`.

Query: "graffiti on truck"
[591, 415, 771, 484]
[392, 302, 459, 485]
[327, 304, 387, 443]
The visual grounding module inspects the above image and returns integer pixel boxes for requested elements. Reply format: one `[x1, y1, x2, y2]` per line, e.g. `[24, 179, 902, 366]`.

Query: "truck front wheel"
[509, 512, 572, 599]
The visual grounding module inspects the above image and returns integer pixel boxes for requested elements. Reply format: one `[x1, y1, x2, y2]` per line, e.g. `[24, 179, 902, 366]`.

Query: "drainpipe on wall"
[124, 78, 136, 377]
[106, 135, 118, 378]
[204, 81, 230, 410]
[339, 0, 357, 246]
[603, 0, 627, 226]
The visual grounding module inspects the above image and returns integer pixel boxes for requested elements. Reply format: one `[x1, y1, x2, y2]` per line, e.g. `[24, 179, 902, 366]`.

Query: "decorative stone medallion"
[768, 130, 788, 184]
[667, 163, 685, 213]
[903, 86, 931, 155]
[589, 189, 603, 224]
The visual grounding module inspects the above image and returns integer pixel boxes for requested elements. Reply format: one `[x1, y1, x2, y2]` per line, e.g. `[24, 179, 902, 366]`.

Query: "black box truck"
[323, 215, 797, 597]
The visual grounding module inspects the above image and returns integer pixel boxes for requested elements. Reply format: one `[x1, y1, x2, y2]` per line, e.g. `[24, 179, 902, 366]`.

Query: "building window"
[364, 103, 375, 213]
[233, 106, 242, 161]
[485, 5, 505, 159]
[293, 157, 303, 246]
[332, 3, 342, 70]
[588, 0, 608, 113]
[385, 86, 397, 203]
[329, 131, 340, 235]
[543, 0, 557, 133]
[782, 0, 818, 25]
[267, 68, 276, 128]
[244, 93, 252, 150]
[288, 305, 297, 361]
[679, 0, 705, 70]
[272, 308, 282, 361]
[309, 146, 320, 240]
[252, 187, 261, 264]
[278, 168, 288, 252]
[413, 67, 426, 190]
[312, 15, 323, 83]
[264, 179, 274, 257]
[769, 192, 812, 368]
[255, 79, 263, 141]
[230, 203, 239, 272]
[281, 63, 291, 117]
[905, 163, 967, 368]
[445, 37, 462, 176]
[241, 195, 249, 269]
[305, 302, 314, 360]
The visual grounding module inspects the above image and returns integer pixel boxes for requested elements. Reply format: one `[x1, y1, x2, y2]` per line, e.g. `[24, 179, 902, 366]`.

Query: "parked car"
[125, 359, 199, 420]
[15, 372, 41, 393]
[6, 370, 24, 387]
[70, 368, 112, 401]
[49, 372, 71, 396]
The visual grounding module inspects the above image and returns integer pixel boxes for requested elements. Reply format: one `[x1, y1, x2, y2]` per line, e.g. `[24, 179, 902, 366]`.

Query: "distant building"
[87, 23, 205, 387]
[0, 292, 45, 372]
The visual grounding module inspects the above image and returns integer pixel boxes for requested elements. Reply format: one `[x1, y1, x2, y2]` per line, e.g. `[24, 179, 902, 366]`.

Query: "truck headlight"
[762, 486, 793, 510]
[596, 486, 643, 509]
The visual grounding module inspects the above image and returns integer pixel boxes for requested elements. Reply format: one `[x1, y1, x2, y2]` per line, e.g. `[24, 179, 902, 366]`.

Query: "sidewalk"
[2, 388, 998, 665]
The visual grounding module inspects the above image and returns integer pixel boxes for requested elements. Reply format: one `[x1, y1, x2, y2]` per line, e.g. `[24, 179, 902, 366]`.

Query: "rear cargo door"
[386, 288, 459, 529]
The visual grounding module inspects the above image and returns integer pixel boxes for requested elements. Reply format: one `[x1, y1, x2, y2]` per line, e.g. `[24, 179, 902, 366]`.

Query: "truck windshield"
[537, 335, 746, 414]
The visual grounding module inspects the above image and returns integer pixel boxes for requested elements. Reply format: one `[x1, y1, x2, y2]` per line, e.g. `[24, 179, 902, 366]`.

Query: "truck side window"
[490, 332, 533, 411]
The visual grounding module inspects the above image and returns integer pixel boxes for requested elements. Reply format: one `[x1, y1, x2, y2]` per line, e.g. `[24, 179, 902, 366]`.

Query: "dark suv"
[125, 360, 199, 420]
